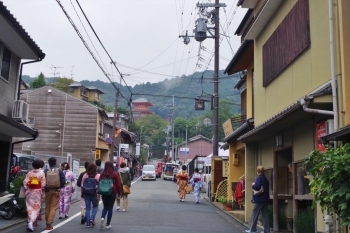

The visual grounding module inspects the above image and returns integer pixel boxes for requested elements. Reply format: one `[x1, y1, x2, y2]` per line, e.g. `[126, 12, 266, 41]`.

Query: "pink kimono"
[59, 169, 76, 218]
[23, 169, 46, 224]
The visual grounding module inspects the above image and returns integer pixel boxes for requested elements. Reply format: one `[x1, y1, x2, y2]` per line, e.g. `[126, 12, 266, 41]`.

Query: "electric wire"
[75, 0, 133, 95]
[69, 0, 109, 75]
[55, 1, 121, 95]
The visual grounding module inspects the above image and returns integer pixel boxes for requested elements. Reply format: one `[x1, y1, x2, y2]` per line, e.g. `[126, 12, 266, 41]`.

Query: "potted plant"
[225, 200, 233, 211]
[217, 196, 227, 209]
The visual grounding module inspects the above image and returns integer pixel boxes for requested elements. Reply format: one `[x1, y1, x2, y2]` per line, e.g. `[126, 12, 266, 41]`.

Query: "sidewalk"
[202, 196, 249, 228]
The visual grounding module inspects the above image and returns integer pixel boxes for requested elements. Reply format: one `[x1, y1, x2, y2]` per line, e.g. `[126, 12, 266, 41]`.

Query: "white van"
[163, 163, 179, 180]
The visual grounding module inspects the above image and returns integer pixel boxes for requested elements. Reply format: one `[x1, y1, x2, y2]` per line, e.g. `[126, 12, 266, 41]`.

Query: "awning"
[238, 81, 333, 142]
[0, 113, 38, 138]
[224, 118, 254, 143]
[224, 40, 254, 75]
[322, 125, 350, 143]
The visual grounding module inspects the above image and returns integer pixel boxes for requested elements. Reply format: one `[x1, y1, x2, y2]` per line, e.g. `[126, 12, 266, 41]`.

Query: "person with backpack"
[58, 162, 76, 219]
[81, 162, 100, 228]
[77, 161, 89, 225]
[117, 162, 131, 212]
[23, 159, 46, 232]
[98, 161, 120, 229]
[44, 157, 65, 230]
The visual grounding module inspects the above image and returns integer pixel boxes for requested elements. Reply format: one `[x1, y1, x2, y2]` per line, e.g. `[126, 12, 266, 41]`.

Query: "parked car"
[141, 165, 156, 181]
[9, 153, 37, 182]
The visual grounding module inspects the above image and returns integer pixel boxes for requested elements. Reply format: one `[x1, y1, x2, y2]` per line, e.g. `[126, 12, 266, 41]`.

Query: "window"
[0, 44, 12, 81]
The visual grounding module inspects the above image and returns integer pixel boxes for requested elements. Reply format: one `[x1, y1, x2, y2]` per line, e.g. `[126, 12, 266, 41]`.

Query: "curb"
[202, 196, 250, 230]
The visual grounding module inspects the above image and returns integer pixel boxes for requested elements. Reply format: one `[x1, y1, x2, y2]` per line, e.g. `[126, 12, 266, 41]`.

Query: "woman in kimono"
[176, 165, 189, 202]
[58, 162, 76, 219]
[23, 159, 46, 232]
[190, 168, 203, 204]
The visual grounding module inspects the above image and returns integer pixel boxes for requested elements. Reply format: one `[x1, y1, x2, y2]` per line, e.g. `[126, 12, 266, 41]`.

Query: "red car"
[155, 162, 163, 178]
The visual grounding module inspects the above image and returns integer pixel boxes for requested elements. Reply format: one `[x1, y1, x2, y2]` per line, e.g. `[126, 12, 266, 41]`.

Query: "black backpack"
[82, 176, 98, 196]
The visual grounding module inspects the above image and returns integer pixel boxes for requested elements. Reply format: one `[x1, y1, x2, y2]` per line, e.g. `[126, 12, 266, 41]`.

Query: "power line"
[75, 0, 133, 95]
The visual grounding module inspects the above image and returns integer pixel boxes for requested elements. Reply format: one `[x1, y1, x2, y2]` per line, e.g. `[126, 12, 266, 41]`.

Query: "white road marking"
[40, 176, 140, 232]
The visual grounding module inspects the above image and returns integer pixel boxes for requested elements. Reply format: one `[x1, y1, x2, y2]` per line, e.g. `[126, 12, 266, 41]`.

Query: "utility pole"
[213, 0, 220, 157]
[171, 95, 175, 162]
[111, 90, 119, 163]
[179, 2, 225, 158]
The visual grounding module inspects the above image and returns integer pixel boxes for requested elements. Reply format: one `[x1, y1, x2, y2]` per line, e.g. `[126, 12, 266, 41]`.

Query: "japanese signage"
[315, 121, 327, 152]
[72, 159, 80, 180]
[222, 161, 229, 177]
[179, 147, 189, 154]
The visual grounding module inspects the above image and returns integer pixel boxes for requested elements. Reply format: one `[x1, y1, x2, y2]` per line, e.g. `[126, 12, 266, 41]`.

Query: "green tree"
[29, 72, 46, 88]
[304, 143, 350, 227]
[51, 77, 74, 92]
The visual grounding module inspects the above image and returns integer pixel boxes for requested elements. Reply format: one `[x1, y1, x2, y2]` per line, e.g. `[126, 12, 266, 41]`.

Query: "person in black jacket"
[246, 165, 270, 233]
[77, 161, 89, 224]
[44, 157, 65, 231]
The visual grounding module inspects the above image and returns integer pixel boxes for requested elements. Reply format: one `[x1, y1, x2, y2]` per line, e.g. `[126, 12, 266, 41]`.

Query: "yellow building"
[222, 0, 350, 232]
[68, 82, 104, 103]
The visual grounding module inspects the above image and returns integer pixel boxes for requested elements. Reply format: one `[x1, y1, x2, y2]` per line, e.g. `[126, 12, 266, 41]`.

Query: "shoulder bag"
[119, 172, 131, 195]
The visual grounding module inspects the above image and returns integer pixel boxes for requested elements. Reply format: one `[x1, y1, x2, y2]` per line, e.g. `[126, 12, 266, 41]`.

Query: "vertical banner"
[315, 121, 327, 152]
[136, 143, 140, 157]
[222, 161, 229, 177]
[72, 159, 80, 179]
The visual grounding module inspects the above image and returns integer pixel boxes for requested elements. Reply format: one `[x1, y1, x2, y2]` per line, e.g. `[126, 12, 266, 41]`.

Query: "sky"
[3, 0, 247, 87]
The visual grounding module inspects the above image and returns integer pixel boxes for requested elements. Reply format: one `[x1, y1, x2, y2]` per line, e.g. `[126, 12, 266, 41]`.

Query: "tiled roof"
[0, 1, 45, 59]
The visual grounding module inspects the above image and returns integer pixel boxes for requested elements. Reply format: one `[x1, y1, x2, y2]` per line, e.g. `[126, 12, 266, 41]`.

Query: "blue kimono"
[190, 173, 202, 203]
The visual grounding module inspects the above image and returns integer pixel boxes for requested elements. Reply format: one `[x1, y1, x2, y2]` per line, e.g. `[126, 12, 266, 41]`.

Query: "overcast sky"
[3, 0, 247, 87]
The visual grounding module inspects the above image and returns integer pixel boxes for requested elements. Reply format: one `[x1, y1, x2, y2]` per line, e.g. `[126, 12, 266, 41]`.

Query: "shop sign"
[315, 121, 326, 152]
[222, 161, 229, 177]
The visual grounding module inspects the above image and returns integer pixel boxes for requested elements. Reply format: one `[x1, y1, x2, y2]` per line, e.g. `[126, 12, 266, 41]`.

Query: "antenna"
[70, 66, 75, 79]
[49, 65, 63, 83]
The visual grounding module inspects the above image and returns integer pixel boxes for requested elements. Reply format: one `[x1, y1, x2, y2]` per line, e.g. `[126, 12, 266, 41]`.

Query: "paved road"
[2, 175, 247, 233]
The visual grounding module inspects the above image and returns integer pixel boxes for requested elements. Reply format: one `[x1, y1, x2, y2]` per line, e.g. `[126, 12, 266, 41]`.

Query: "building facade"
[0, 2, 45, 192]
[223, 0, 350, 232]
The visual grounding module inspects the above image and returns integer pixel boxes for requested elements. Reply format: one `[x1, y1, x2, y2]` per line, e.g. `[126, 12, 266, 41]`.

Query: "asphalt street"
[2, 175, 247, 233]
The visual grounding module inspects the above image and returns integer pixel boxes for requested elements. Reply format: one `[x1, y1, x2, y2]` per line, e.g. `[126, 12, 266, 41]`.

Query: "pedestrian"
[129, 166, 135, 181]
[96, 159, 103, 174]
[176, 165, 189, 202]
[114, 163, 119, 172]
[81, 163, 100, 228]
[33, 159, 45, 227]
[245, 165, 270, 233]
[77, 161, 89, 224]
[99, 161, 120, 229]
[190, 168, 202, 204]
[172, 166, 179, 183]
[58, 162, 76, 219]
[117, 162, 131, 212]
[23, 159, 46, 232]
[44, 157, 65, 230]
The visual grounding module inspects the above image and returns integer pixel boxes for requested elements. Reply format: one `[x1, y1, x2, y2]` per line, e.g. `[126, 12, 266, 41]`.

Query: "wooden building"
[14, 86, 110, 165]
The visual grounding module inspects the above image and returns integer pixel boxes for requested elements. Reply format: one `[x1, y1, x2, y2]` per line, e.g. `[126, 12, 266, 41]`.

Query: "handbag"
[19, 186, 25, 198]
[119, 172, 131, 195]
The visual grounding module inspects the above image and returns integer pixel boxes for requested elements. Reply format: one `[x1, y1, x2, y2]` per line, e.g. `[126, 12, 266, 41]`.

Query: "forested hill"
[22, 70, 241, 119]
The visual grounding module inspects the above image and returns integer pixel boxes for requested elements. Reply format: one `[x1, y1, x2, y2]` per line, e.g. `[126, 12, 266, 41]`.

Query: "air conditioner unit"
[12, 100, 29, 122]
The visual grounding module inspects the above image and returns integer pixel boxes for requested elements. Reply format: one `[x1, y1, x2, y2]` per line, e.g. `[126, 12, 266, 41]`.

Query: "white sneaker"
[116, 206, 120, 210]
[122, 209, 125, 212]
[100, 218, 104, 228]
[245, 230, 256, 233]
[106, 225, 112, 229]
